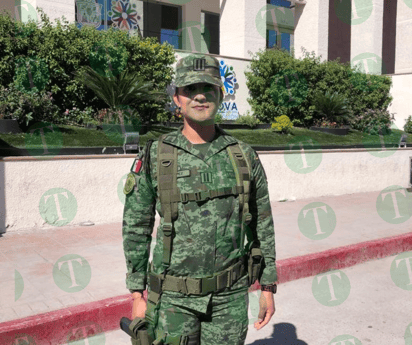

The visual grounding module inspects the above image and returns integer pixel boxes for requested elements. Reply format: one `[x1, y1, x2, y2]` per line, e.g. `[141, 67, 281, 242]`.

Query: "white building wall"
[36, 0, 75, 23]
[388, 74, 412, 131]
[395, 0, 412, 74]
[351, 0, 384, 74]
[220, 0, 247, 58]
[220, 0, 266, 59]
[294, 0, 328, 61]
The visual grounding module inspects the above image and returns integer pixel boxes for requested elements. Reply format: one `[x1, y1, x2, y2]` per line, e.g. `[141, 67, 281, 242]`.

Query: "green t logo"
[376, 186, 412, 224]
[298, 202, 336, 240]
[312, 270, 351, 306]
[53, 254, 91, 293]
[390, 252, 412, 291]
[328, 334, 363, 345]
[284, 136, 322, 174]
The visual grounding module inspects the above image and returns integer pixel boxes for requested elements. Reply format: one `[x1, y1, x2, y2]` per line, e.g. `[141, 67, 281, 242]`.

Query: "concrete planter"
[310, 126, 350, 136]
[97, 123, 150, 135]
[162, 122, 271, 130]
[0, 119, 23, 134]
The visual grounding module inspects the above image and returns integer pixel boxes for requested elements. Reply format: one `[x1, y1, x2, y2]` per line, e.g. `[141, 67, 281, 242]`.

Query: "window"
[265, 0, 294, 52]
[266, 29, 293, 52]
[144, 2, 181, 49]
[201, 11, 220, 55]
[267, 0, 292, 7]
[267, 30, 277, 48]
[160, 5, 180, 48]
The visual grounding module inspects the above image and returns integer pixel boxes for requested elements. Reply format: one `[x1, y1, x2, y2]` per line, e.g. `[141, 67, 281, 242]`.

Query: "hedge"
[0, 9, 176, 125]
[245, 47, 393, 128]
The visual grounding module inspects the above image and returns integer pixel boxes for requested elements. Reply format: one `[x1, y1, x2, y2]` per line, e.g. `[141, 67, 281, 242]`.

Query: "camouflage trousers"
[132, 275, 250, 345]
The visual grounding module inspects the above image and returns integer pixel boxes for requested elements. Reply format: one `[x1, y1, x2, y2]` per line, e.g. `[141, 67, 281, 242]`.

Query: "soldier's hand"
[132, 292, 147, 319]
[254, 291, 275, 330]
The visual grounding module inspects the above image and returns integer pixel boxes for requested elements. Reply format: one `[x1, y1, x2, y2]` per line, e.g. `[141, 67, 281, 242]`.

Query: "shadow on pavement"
[249, 323, 308, 345]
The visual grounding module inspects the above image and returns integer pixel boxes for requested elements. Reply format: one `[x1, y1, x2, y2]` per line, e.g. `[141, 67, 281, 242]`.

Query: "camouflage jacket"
[122, 125, 277, 308]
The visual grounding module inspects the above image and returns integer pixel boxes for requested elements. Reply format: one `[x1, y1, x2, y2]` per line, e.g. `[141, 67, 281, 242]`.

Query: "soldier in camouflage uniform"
[122, 54, 277, 345]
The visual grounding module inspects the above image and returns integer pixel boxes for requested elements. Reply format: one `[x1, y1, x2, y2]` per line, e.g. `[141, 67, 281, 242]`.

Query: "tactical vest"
[146, 133, 263, 303]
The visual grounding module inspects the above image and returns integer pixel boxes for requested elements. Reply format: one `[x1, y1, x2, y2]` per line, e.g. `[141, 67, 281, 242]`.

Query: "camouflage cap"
[175, 54, 223, 88]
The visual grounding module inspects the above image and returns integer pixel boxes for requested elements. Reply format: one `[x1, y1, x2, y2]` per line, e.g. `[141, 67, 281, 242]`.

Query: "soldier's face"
[173, 83, 222, 126]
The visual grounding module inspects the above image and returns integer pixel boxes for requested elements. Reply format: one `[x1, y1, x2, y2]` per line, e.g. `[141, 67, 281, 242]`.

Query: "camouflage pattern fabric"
[123, 124, 276, 344]
[145, 278, 248, 345]
[175, 54, 223, 88]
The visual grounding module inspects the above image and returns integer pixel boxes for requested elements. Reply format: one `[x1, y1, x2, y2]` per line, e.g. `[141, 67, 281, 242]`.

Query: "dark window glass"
[161, 29, 180, 49]
[281, 32, 290, 51]
[161, 5, 179, 30]
[267, 0, 292, 7]
[204, 12, 220, 55]
[144, 2, 181, 47]
[267, 29, 277, 48]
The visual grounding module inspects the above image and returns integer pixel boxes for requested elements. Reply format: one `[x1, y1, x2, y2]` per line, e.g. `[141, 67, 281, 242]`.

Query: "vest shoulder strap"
[157, 134, 179, 268]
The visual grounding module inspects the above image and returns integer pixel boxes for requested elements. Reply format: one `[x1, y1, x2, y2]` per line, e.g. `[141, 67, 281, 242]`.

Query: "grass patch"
[0, 124, 409, 149]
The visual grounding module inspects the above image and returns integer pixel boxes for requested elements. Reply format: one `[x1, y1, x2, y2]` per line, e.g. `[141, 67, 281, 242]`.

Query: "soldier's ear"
[173, 90, 181, 108]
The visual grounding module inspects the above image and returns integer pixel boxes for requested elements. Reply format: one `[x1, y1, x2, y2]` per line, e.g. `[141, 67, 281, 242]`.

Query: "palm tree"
[74, 66, 167, 126]
[312, 91, 353, 126]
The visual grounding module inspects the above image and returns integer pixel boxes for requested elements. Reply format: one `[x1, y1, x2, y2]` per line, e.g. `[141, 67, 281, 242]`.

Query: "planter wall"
[96, 123, 150, 135]
[0, 119, 23, 134]
[162, 122, 271, 130]
[310, 127, 349, 136]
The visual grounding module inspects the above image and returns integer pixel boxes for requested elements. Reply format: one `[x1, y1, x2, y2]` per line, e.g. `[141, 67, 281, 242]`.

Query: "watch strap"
[261, 284, 277, 293]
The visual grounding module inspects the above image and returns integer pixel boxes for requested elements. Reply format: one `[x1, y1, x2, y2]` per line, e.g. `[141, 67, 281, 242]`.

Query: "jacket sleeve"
[122, 143, 157, 292]
[248, 149, 277, 285]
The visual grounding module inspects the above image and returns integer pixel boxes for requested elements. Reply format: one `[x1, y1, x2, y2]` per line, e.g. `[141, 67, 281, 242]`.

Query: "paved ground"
[1, 189, 412, 344]
[82, 254, 412, 344]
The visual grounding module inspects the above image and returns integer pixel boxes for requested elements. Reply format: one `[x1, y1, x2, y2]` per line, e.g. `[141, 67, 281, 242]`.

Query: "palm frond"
[74, 67, 167, 110]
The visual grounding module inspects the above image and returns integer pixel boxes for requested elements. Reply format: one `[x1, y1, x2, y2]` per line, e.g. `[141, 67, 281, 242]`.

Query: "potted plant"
[311, 117, 350, 135]
[310, 91, 352, 135]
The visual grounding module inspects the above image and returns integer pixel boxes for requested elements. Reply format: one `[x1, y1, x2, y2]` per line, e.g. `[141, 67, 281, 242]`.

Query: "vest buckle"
[180, 193, 189, 203]
[226, 270, 232, 288]
[163, 223, 173, 236]
[194, 191, 202, 201]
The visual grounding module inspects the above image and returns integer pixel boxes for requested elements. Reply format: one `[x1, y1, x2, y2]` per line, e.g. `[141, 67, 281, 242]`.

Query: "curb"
[1, 232, 412, 344]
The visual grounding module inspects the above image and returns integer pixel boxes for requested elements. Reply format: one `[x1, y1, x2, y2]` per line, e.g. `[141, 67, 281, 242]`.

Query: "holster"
[129, 317, 155, 345]
[248, 247, 263, 286]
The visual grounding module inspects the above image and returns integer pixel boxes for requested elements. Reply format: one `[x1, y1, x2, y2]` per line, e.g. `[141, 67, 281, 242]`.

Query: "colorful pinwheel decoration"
[109, 0, 141, 30]
[219, 60, 238, 96]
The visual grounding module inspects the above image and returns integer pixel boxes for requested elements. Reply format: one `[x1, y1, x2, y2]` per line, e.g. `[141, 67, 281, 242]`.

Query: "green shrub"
[235, 111, 261, 128]
[271, 115, 293, 133]
[89, 37, 129, 78]
[350, 108, 395, 135]
[63, 106, 96, 126]
[214, 110, 223, 124]
[245, 47, 393, 128]
[14, 56, 50, 94]
[0, 10, 175, 124]
[0, 84, 61, 127]
[404, 115, 412, 134]
[312, 91, 354, 126]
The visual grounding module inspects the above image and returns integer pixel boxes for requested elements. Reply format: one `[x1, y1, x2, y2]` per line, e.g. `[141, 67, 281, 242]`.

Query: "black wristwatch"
[261, 284, 277, 294]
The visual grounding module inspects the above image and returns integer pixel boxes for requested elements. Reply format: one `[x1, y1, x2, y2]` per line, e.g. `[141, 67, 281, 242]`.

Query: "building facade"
[2, 0, 412, 129]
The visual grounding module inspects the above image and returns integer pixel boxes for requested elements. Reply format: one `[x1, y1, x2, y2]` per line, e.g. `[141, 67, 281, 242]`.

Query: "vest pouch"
[144, 290, 162, 342]
[247, 247, 263, 286]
